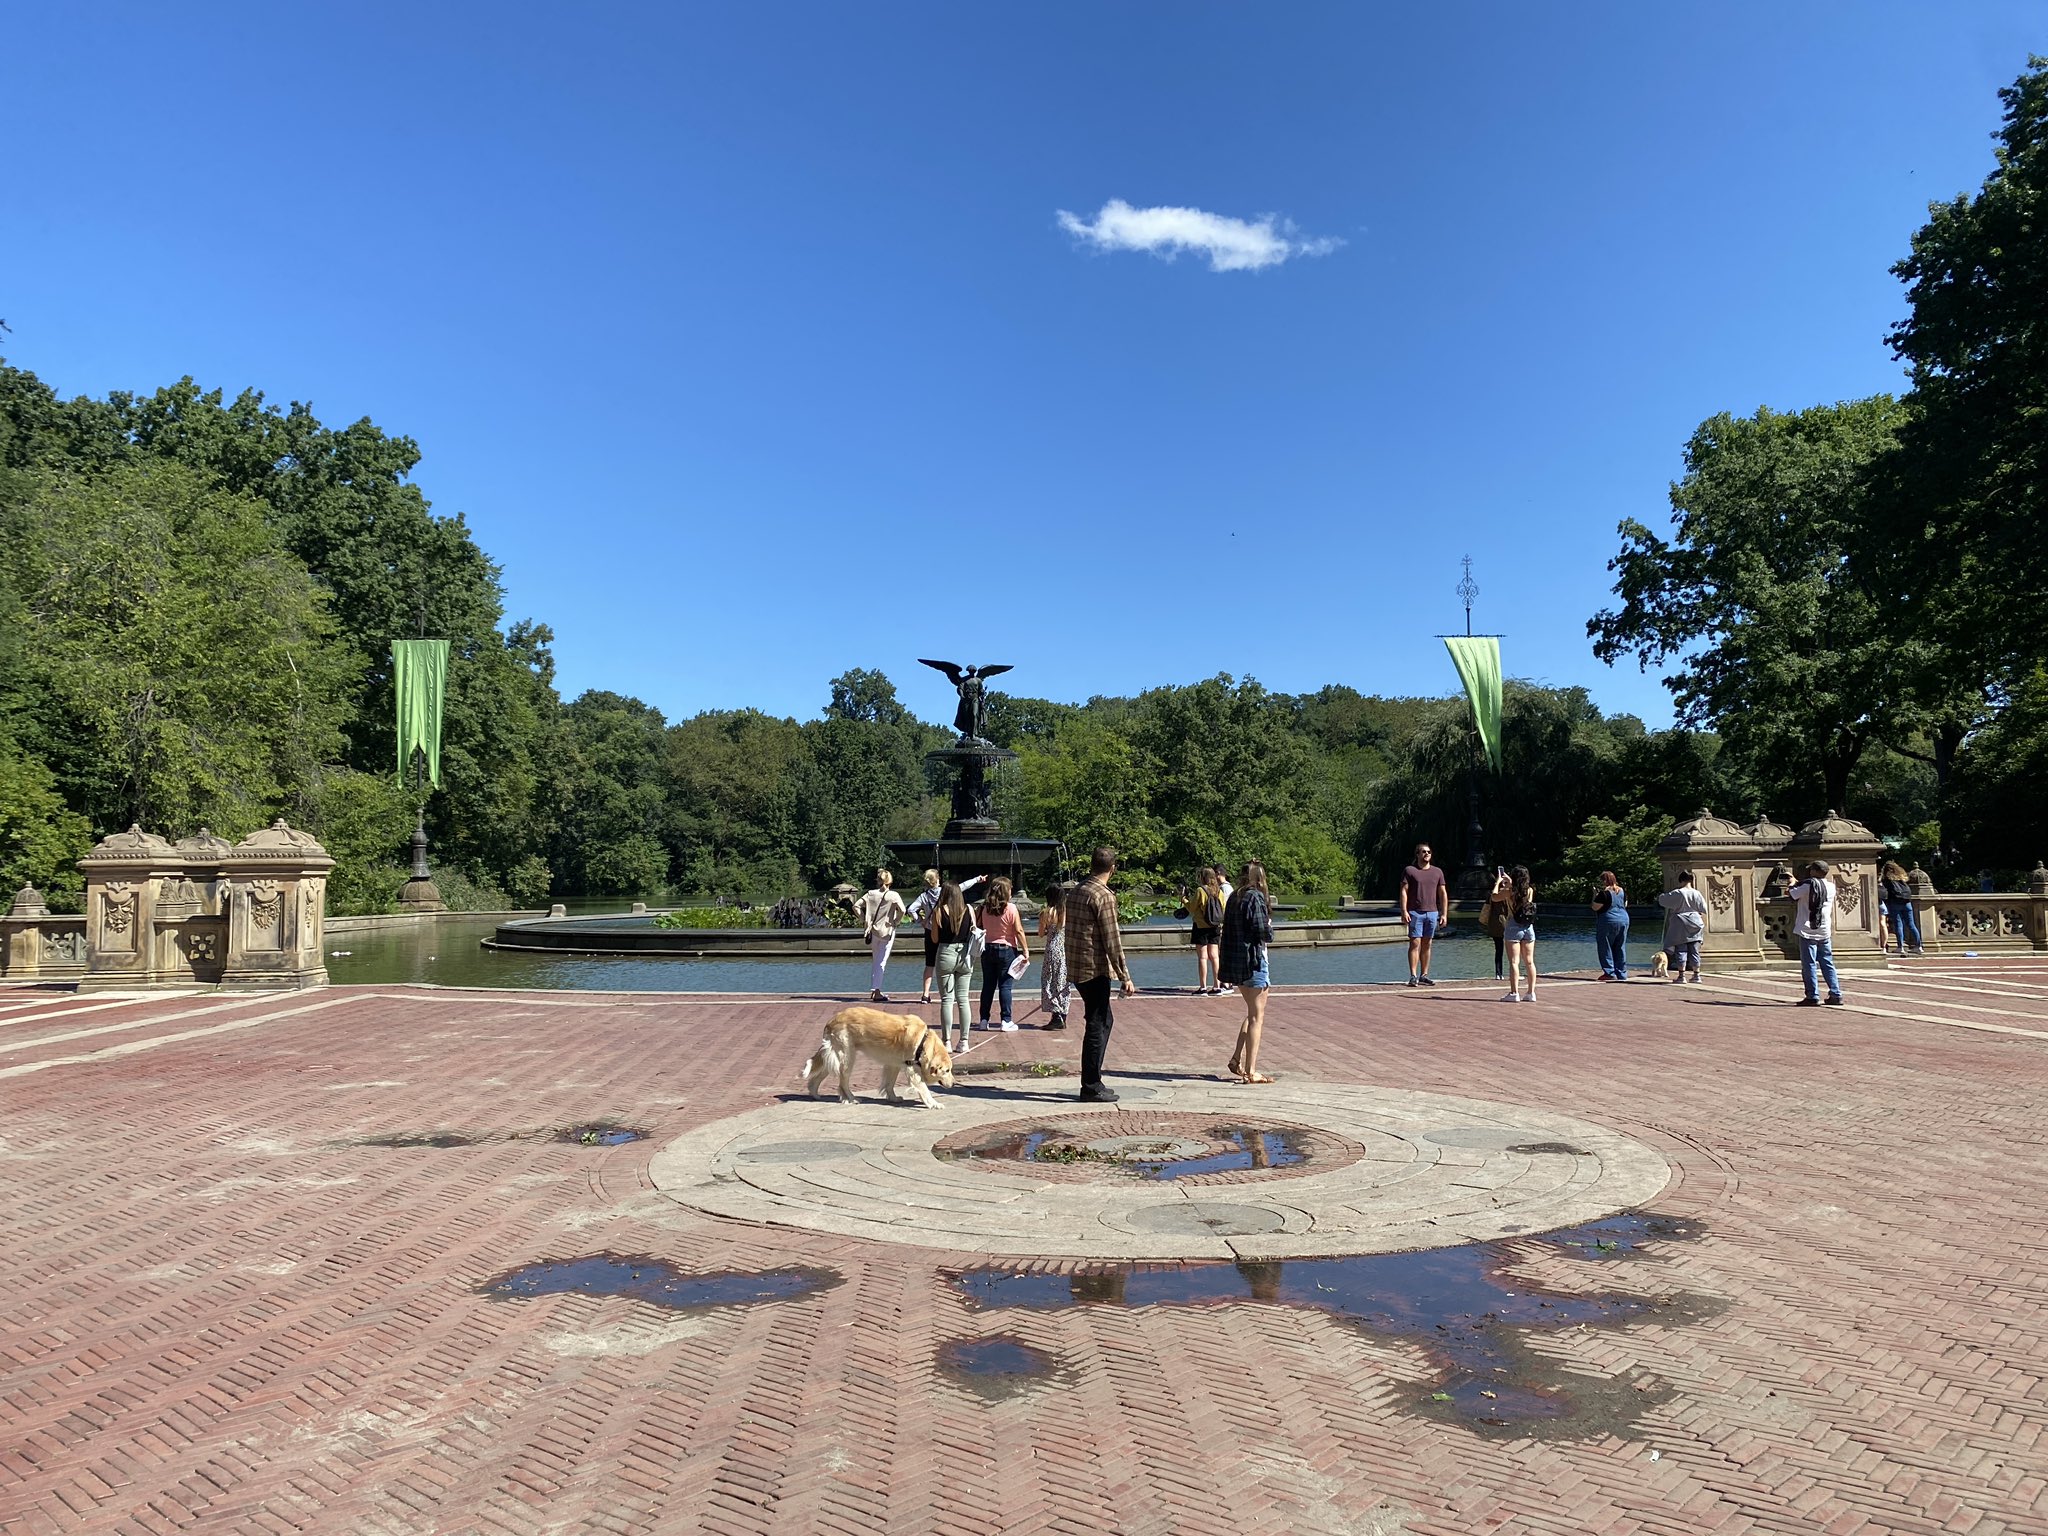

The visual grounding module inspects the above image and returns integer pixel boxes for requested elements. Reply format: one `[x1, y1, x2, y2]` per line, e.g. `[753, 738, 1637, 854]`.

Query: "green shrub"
[653, 905, 767, 929]
[1290, 900, 1339, 921]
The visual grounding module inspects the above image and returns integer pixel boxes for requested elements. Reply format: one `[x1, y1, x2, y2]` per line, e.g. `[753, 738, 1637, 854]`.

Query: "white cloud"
[1055, 198, 1341, 273]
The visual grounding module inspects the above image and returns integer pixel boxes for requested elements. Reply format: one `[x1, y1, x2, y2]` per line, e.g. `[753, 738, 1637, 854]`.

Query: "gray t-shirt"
[1657, 885, 1707, 944]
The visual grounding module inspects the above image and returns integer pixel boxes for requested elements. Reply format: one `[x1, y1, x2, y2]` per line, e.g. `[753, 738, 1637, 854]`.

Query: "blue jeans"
[1596, 920, 1629, 978]
[980, 944, 1017, 1023]
[1799, 936, 1841, 1001]
[1885, 899, 1921, 953]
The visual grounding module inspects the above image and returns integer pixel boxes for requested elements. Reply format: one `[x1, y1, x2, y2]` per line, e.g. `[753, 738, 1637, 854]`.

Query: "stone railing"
[1912, 887, 2048, 952]
[0, 821, 333, 990]
[1660, 806, 2048, 966]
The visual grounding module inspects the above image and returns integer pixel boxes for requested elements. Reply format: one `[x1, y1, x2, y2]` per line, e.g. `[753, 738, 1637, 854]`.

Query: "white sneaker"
[1501, 992, 1520, 1003]
[1000, 1021, 1018, 1032]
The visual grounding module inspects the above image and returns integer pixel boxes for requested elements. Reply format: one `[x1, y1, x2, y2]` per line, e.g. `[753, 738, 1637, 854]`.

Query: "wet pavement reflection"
[952, 1212, 1713, 1432]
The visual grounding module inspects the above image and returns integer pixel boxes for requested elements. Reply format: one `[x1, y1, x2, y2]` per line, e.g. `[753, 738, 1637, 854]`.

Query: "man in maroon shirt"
[1399, 842, 1449, 986]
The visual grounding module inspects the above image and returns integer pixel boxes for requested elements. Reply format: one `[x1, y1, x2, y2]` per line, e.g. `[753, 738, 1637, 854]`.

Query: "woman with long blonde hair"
[930, 881, 978, 1053]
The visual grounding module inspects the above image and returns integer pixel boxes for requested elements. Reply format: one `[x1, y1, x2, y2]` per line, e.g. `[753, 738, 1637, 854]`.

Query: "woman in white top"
[855, 869, 907, 1003]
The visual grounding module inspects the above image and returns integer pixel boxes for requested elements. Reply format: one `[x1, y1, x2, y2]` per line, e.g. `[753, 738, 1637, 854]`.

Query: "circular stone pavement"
[647, 1075, 1671, 1261]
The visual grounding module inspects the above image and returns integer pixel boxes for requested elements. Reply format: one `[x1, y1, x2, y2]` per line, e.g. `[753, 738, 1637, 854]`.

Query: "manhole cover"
[735, 1140, 863, 1164]
[1124, 1202, 1288, 1236]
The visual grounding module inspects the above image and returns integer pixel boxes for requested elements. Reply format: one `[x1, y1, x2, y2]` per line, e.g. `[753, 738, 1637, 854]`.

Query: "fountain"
[888, 660, 1065, 896]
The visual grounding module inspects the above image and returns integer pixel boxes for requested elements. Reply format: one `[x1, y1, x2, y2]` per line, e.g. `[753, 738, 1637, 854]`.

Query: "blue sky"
[6, 4, 2040, 731]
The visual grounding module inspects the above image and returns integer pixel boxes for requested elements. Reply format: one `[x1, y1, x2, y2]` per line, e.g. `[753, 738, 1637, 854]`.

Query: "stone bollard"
[1656, 810, 1765, 968]
[549, 904, 568, 918]
[0, 884, 88, 981]
[219, 821, 335, 990]
[77, 828, 185, 991]
[1784, 810, 1887, 965]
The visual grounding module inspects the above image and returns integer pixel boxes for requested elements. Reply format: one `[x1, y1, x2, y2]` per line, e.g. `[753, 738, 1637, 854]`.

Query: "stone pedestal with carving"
[1781, 810, 1888, 965]
[220, 821, 334, 989]
[76, 828, 185, 992]
[1656, 810, 1764, 968]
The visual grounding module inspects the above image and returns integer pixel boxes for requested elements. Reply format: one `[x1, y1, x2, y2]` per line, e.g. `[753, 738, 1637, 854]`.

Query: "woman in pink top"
[976, 876, 1030, 1032]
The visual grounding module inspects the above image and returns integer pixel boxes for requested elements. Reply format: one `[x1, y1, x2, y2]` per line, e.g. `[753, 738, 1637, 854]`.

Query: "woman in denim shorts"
[1498, 866, 1538, 1002]
[1219, 860, 1276, 1082]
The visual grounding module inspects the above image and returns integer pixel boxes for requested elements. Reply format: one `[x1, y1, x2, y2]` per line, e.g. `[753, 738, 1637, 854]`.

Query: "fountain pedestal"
[886, 741, 1064, 897]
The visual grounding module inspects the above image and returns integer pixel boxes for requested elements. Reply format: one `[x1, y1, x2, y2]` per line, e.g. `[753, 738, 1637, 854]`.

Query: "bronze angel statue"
[918, 659, 1013, 744]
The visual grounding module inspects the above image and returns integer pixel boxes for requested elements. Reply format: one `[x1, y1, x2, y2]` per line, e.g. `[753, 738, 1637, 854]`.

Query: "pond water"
[327, 915, 1670, 994]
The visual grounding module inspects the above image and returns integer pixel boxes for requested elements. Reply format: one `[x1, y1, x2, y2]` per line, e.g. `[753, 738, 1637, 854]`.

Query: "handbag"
[967, 922, 986, 964]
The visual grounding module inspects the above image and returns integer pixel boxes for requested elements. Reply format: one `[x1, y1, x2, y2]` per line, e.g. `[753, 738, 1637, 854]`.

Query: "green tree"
[664, 709, 806, 896]
[1589, 399, 1910, 813]
[1547, 808, 1667, 905]
[0, 742, 93, 909]
[0, 462, 353, 837]
[552, 691, 671, 896]
[1885, 58, 2048, 681]
[1009, 715, 1165, 879]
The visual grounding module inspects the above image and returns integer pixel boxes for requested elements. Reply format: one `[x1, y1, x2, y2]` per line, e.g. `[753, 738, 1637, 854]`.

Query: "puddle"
[347, 1124, 650, 1150]
[558, 1125, 646, 1147]
[935, 1335, 1060, 1399]
[944, 1122, 1310, 1180]
[1535, 1210, 1703, 1258]
[357, 1131, 484, 1148]
[951, 1212, 1714, 1435]
[482, 1255, 842, 1310]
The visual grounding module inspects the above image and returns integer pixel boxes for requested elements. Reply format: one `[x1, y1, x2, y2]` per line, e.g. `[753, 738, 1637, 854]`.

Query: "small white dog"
[802, 1006, 956, 1108]
[1649, 952, 1671, 978]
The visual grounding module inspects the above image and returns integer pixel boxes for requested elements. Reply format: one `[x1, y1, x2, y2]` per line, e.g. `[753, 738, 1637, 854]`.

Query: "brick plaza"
[5, 961, 2047, 1535]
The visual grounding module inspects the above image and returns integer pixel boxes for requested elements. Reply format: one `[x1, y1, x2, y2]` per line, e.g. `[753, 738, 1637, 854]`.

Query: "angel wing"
[917, 659, 966, 685]
[973, 664, 1015, 680]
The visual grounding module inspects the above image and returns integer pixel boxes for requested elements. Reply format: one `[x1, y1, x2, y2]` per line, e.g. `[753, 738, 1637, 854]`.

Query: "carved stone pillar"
[77, 828, 183, 991]
[1784, 810, 1888, 964]
[1656, 810, 1764, 967]
[220, 821, 335, 989]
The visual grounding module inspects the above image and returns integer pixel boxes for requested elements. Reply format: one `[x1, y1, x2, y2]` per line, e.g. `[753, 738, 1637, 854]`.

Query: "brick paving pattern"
[4, 958, 2048, 1534]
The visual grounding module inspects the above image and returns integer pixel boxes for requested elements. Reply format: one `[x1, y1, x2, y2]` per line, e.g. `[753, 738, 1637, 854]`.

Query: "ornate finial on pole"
[1456, 555, 1479, 638]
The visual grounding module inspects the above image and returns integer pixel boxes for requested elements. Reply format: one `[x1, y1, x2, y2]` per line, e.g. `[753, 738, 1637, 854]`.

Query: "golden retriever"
[802, 1006, 955, 1108]
[1649, 952, 1670, 978]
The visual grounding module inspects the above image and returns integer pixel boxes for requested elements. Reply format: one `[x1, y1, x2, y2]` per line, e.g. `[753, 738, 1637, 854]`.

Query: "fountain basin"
[484, 910, 1406, 958]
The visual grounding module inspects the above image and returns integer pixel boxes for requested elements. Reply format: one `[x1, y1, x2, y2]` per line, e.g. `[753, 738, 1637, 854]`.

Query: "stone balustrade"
[0, 821, 333, 990]
[1658, 808, 2048, 965]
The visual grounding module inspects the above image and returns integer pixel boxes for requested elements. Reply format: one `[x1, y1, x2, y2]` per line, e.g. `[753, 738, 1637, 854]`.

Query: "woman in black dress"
[1218, 860, 1276, 1083]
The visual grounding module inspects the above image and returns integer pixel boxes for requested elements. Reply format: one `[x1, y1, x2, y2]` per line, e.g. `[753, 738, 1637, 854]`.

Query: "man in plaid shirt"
[1064, 846, 1139, 1102]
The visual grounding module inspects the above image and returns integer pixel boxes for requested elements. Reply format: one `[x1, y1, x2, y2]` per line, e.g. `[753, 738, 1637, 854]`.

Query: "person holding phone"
[1479, 866, 1511, 980]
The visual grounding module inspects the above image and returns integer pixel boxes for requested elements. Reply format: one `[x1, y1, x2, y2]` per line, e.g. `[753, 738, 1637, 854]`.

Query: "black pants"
[1494, 933, 1504, 980]
[1078, 976, 1115, 1090]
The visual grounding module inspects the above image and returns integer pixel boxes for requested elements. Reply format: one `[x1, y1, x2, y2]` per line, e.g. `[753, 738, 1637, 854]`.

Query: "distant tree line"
[1, 59, 2041, 911]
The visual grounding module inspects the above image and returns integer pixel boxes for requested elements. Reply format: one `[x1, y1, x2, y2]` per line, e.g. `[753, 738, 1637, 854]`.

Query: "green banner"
[393, 639, 450, 787]
[1443, 636, 1502, 773]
